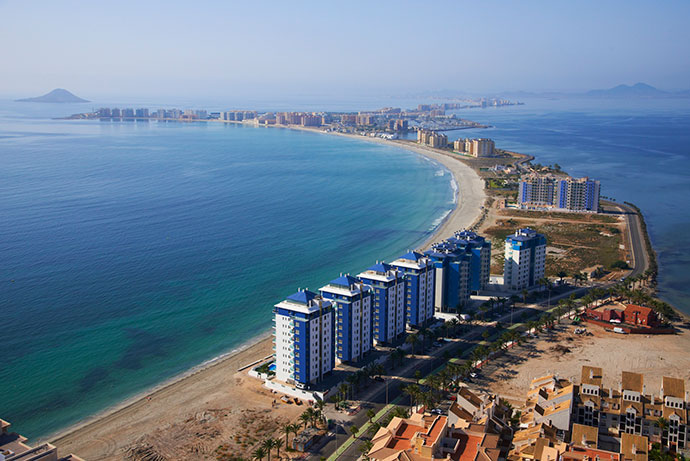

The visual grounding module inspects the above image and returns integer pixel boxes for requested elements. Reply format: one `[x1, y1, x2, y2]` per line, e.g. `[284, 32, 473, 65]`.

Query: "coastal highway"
[602, 200, 649, 278]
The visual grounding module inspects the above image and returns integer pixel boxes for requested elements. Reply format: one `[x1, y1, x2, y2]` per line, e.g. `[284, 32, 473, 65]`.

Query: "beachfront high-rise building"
[273, 289, 334, 388]
[358, 263, 405, 345]
[454, 138, 495, 157]
[417, 129, 448, 148]
[448, 230, 492, 292]
[390, 251, 435, 328]
[518, 174, 601, 213]
[503, 228, 547, 291]
[320, 274, 372, 363]
[425, 243, 471, 313]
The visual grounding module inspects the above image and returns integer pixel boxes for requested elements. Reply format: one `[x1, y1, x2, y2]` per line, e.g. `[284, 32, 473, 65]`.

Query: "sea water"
[0, 102, 455, 437]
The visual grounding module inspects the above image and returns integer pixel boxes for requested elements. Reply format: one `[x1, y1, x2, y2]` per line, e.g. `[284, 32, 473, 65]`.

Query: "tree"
[350, 425, 359, 439]
[282, 423, 294, 452]
[367, 408, 376, 423]
[521, 289, 529, 303]
[414, 370, 422, 384]
[299, 410, 311, 429]
[261, 438, 278, 461]
[406, 333, 419, 356]
[556, 271, 567, 283]
[252, 447, 266, 461]
[359, 439, 374, 459]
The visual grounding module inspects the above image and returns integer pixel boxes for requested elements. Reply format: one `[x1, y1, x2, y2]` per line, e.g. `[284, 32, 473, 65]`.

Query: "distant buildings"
[455, 138, 496, 157]
[417, 129, 448, 148]
[504, 228, 547, 291]
[0, 418, 83, 460]
[390, 251, 435, 328]
[358, 262, 406, 345]
[320, 274, 372, 363]
[518, 174, 601, 213]
[275, 112, 322, 127]
[273, 289, 334, 388]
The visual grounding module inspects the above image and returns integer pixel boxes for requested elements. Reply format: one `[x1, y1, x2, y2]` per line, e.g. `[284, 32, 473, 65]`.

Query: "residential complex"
[448, 230, 492, 292]
[273, 289, 334, 388]
[425, 230, 492, 312]
[454, 138, 496, 157]
[504, 228, 547, 291]
[390, 251, 435, 328]
[518, 174, 601, 213]
[417, 129, 448, 148]
[0, 419, 83, 461]
[320, 274, 372, 363]
[512, 366, 689, 461]
[425, 241, 471, 313]
[368, 386, 511, 460]
[358, 262, 406, 345]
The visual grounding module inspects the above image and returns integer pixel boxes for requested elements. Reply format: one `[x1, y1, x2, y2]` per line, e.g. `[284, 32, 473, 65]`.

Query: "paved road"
[602, 200, 649, 278]
[307, 285, 589, 460]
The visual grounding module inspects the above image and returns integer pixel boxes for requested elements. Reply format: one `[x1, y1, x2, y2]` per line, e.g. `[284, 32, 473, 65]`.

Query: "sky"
[1, 0, 689, 101]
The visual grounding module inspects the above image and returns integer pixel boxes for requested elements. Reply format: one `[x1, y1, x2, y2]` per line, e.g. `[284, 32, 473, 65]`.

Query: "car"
[373, 376, 385, 382]
[470, 372, 478, 378]
[431, 408, 443, 415]
[433, 342, 442, 348]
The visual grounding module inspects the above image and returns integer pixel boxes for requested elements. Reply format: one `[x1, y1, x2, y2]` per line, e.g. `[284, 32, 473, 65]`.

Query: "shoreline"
[46, 122, 487, 452]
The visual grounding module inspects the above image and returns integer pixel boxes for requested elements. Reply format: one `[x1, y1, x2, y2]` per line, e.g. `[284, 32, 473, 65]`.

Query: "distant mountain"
[586, 83, 667, 98]
[16, 88, 90, 103]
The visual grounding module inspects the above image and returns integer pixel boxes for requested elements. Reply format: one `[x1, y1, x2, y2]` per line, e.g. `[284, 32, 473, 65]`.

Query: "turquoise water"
[431, 98, 690, 315]
[0, 102, 454, 438]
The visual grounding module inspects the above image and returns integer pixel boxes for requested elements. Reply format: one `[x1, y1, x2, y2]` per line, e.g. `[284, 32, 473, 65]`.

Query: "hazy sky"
[1, 0, 689, 100]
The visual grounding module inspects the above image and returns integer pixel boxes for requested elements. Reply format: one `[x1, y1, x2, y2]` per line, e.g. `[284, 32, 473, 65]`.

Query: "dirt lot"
[467, 321, 690, 404]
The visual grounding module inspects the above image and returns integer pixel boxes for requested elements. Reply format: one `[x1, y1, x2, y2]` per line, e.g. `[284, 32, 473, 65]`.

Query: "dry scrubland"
[469, 321, 690, 404]
[481, 209, 626, 277]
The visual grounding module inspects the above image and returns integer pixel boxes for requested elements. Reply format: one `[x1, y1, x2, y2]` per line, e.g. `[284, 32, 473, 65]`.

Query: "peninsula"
[16, 88, 89, 103]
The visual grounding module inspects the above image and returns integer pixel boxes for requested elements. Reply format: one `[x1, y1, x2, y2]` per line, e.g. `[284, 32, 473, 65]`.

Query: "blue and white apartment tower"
[425, 242, 471, 313]
[447, 230, 492, 292]
[358, 262, 405, 345]
[390, 251, 435, 328]
[320, 274, 372, 363]
[504, 228, 547, 291]
[273, 289, 334, 388]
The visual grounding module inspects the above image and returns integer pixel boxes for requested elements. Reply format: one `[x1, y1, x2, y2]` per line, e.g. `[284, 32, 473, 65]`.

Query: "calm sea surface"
[0, 101, 454, 437]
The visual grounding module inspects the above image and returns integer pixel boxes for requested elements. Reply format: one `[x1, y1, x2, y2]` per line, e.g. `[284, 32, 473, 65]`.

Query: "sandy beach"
[48, 128, 487, 460]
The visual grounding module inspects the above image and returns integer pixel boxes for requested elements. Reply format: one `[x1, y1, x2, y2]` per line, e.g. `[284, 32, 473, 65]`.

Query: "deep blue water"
[0, 102, 454, 438]
[435, 98, 690, 315]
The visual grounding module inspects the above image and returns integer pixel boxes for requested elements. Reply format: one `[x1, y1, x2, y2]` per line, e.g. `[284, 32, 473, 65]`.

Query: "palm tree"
[252, 447, 267, 461]
[367, 408, 376, 423]
[299, 410, 311, 429]
[262, 438, 277, 461]
[521, 288, 529, 304]
[350, 425, 359, 439]
[359, 439, 374, 459]
[406, 333, 419, 356]
[418, 327, 430, 352]
[282, 423, 294, 452]
[556, 270, 567, 284]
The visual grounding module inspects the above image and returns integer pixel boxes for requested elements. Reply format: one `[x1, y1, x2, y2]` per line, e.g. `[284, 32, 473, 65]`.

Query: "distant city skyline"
[1, 0, 689, 100]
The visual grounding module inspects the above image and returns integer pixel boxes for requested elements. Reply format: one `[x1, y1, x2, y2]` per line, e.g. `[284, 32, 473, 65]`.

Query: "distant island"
[16, 88, 90, 103]
[586, 82, 668, 98]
